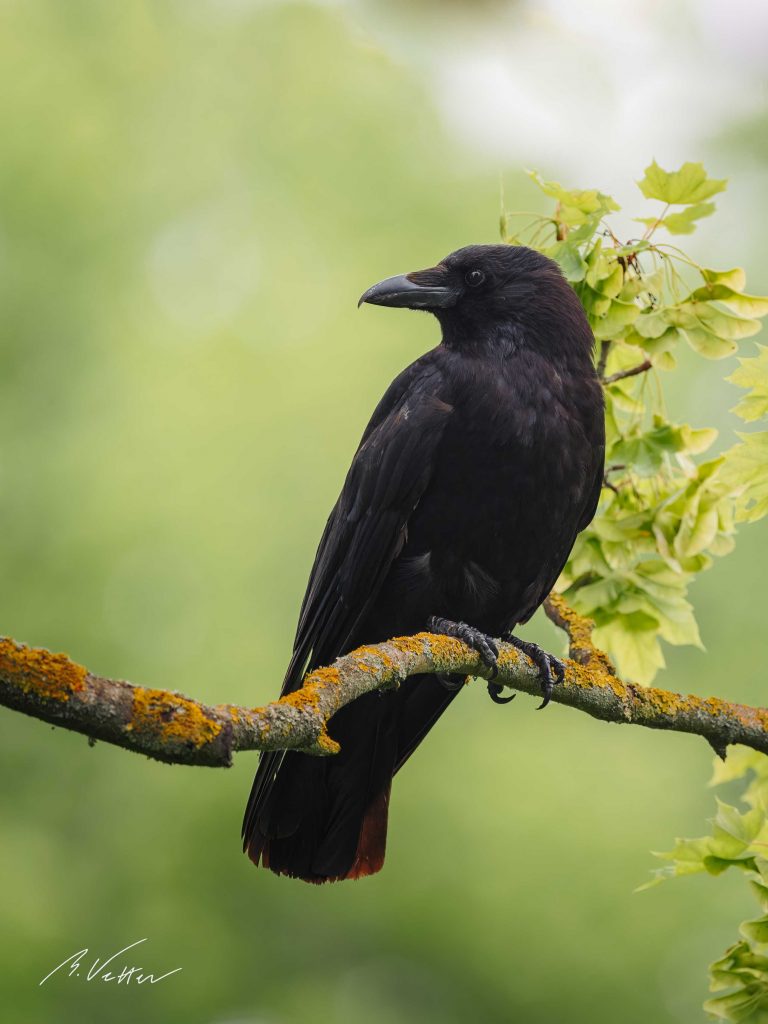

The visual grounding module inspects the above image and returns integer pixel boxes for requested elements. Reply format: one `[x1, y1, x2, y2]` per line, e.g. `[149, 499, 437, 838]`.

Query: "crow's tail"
[241, 675, 462, 882]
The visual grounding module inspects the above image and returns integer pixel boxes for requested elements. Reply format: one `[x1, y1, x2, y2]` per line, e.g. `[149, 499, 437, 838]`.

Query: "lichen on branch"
[0, 597, 765, 766]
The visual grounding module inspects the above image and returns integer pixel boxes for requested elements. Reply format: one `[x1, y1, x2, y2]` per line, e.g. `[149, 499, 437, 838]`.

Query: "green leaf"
[684, 302, 762, 341]
[683, 425, 719, 454]
[567, 576, 621, 613]
[704, 855, 748, 875]
[637, 160, 727, 204]
[690, 285, 768, 318]
[527, 170, 620, 224]
[590, 512, 649, 542]
[591, 298, 640, 340]
[703, 268, 748, 291]
[655, 834, 713, 872]
[704, 987, 768, 1022]
[657, 603, 703, 647]
[629, 327, 682, 359]
[576, 281, 612, 318]
[741, 917, 768, 945]
[683, 326, 738, 359]
[714, 799, 766, 850]
[729, 347, 768, 422]
[635, 201, 716, 234]
[677, 504, 719, 558]
[614, 240, 652, 257]
[593, 612, 665, 683]
[720, 433, 768, 522]
[634, 308, 673, 340]
[710, 749, 766, 787]
[583, 241, 625, 298]
[612, 420, 713, 478]
[618, 267, 661, 303]
[547, 240, 588, 282]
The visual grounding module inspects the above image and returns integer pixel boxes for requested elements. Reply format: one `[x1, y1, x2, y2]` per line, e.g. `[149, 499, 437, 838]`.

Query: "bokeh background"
[1, 1, 767, 1022]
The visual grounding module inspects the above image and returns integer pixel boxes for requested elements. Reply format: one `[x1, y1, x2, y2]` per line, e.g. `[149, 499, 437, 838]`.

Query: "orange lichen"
[128, 687, 222, 748]
[389, 635, 427, 657]
[302, 666, 341, 689]
[697, 696, 768, 730]
[542, 594, 626, 698]
[353, 660, 378, 674]
[550, 653, 627, 700]
[221, 702, 265, 731]
[638, 686, 693, 717]
[226, 704, 242, 724]
[421, 632, 469, 664]
[545, 593, 597, 654]
[0, 637, 87, 702]
[315, 730, 341, 755]
[352, 645, 394, 668]
[635, 689, 748, 724]
[273, 667, 345, 724]
[281, 686, 323, 713]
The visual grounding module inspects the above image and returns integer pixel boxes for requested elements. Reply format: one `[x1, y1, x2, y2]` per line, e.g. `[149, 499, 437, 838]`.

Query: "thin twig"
[597, 341, 612, 378]
[603, 359, 653, 385]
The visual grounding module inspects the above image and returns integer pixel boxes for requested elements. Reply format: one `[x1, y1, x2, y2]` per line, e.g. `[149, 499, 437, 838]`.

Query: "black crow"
[242, 244, 605, 882]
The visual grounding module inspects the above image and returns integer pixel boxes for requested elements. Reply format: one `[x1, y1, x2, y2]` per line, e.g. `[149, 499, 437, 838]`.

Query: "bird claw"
[487, 682, 516, 705]
[502, 635, 564, 709]
[435, 673, 465, 693]
[427, 616, 499, 677]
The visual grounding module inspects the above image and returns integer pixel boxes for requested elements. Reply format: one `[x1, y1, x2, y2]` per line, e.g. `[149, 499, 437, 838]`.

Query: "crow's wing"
[243, 356, 452, 845]
[283, 357, 452, 697]
[276, 352, 448, 696]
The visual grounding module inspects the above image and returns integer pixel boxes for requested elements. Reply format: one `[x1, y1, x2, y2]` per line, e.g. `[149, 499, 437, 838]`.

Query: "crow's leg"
[427, 616, 499, 672]
[502, 634, 565, 710]
[427, 616, 515, 705]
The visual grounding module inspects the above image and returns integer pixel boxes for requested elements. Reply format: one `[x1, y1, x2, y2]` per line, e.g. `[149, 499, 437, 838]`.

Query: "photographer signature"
[40, 938, 182, 986]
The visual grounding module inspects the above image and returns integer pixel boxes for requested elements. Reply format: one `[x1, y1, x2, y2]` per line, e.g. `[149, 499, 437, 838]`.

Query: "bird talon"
[436, 673, 465, 693]
[487, 682, 515, 705]
[503, 634, 564, 710]
[537, 677, 554, 711]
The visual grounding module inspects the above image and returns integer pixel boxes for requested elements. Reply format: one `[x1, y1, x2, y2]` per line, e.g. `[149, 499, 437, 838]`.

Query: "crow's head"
[359, 244, 592, 357]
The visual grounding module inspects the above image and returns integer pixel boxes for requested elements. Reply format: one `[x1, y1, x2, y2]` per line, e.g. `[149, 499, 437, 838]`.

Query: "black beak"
[358, 268, 458, 310]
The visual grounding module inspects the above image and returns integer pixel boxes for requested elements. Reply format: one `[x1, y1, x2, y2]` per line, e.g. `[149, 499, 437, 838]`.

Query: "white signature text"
[40, 938, 182, 986]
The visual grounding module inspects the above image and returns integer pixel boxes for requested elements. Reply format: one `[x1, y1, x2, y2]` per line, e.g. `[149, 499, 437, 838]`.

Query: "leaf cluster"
[502, 163, 768, 682]
[643, 751, 768, 1022]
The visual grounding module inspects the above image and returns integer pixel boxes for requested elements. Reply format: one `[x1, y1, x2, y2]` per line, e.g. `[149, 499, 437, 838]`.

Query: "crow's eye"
[465, 269, 485, 287]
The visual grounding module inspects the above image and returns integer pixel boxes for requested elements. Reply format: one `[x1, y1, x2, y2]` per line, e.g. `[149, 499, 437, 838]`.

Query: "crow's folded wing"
[282, 367, 452, 697]
[242, 362, 452, 846]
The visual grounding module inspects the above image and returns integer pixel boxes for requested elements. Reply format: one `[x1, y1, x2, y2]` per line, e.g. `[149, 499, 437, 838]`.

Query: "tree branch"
[596, 340, 612, 378]
[602, 359, 653, 385]
[1, 596, 765, 766]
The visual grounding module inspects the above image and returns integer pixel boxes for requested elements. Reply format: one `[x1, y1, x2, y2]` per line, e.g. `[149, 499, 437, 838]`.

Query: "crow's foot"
[427, 617, 511, 704]
[502, 634, 565, 709]
[428, 616, 499, 675]
[435, 673, 466, 693]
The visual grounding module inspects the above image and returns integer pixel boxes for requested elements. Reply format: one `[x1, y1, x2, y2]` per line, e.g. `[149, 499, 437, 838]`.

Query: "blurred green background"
[1, 1, 767, 1022]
